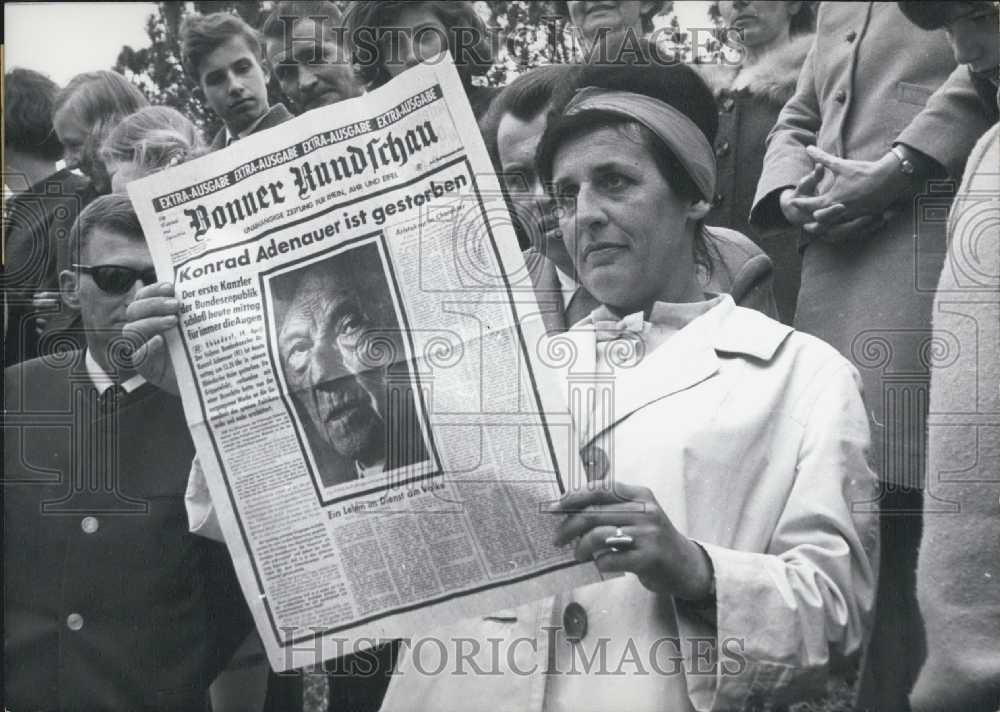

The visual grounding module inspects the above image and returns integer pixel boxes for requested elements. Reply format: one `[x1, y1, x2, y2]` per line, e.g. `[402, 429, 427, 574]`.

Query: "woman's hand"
[551, 482, 713, 601]
[123, 281, 181, 395]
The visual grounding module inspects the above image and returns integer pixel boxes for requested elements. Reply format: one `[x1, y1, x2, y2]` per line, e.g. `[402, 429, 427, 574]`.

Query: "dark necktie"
[564, 287, 600, 330]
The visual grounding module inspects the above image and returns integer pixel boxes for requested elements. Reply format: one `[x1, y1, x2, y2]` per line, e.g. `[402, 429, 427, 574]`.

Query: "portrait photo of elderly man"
[269, 241, 432, 491]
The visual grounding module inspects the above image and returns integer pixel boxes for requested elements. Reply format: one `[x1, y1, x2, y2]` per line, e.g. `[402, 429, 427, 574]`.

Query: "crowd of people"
[3, 1, 998, 711]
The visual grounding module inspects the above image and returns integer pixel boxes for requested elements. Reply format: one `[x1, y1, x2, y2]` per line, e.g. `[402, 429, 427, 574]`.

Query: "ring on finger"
[604, 526, 635, 552]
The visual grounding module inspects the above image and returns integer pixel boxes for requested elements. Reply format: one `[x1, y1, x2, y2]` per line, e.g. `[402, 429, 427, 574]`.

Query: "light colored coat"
[380, 296, 878, 712]
[911, 125, 1000, 712]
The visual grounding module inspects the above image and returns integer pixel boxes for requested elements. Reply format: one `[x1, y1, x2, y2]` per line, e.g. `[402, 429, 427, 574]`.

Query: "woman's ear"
[59, 269, 81, 310]
[687, 199, 712, 221]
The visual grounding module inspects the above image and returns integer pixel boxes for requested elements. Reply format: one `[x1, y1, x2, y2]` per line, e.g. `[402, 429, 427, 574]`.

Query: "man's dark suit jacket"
[3, 351, 252, 710]
[209, 103, 294, 151]
[3, 169, 95, 366]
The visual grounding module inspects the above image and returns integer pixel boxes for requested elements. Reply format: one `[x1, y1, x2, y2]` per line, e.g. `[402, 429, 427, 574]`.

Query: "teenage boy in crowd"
[181, 12, 294, 150]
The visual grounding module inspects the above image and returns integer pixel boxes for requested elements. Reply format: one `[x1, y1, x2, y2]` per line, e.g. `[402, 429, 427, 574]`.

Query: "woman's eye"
[600, 173, 629, 191]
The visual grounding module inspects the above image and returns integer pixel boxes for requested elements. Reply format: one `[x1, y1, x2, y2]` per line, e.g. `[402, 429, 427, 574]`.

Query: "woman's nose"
[574, 184, 608, 228]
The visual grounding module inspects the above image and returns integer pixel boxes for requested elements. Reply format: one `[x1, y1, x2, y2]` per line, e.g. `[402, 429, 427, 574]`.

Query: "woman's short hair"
[54, 70, 148, 131]
[101, 106, 206, 183]
[348, 1, 495, 89]
[53, 70, 149, 180]
[536, 46, 718, 272]
[537, 49, 718, 200]
[180, 12, 264, 82]
[4, 68, 64, 161]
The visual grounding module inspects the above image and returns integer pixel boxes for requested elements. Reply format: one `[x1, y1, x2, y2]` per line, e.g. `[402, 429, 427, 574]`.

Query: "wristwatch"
[890, 145, 916, 176]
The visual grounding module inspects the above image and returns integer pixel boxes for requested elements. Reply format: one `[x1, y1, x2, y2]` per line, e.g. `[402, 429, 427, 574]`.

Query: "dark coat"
[209, 103, 295, 152]
[3, 169, 94, 366]
[696, 34, 813, 325]
[3, 351, 252, 711]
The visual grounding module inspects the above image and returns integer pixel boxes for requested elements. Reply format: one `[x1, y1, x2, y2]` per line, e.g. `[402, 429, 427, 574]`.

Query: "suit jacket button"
[716, 140, 731, 157]
[846, 30, 857, 42]
[563, 601, 588, 641]
[66, 613, 84, 631]
[722, 97, 736, 112]
[81, 516, 99, 534]
[835, 89, 847, 103]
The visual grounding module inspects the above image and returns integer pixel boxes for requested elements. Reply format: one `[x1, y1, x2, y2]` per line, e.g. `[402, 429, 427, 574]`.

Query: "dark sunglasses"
[74, 264, 158, 294]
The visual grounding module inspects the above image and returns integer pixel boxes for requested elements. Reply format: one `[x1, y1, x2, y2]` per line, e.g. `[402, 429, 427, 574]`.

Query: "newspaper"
[128, 55, 599, 672]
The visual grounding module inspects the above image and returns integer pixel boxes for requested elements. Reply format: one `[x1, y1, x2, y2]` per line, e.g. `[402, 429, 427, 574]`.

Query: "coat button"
[713, 192, 725, 207]
[81, 516, 99, 534]
[563, 601, 588, 641]
[845, 30, 857, 42]
[580, 445, 608, 481]
[722, 97, 736, 112]
[835, 89, 847, 103]
[716, 140, 730, 157]
[66, 613, 84, 631]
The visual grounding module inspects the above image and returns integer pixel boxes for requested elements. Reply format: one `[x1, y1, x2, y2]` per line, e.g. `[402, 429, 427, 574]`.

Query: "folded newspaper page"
[128, 55, 599, 671]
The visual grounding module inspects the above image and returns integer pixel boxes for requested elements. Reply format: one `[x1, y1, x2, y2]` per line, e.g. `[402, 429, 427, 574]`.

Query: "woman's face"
[381, 5, 450, 79]
[719, 1, 798, 49]
[567, 2, 651, 47]
[551, 125, 698, 312]
[105, 158, 142, 194]
[54, 106, 111, 191]
[52, 107, 87, 172]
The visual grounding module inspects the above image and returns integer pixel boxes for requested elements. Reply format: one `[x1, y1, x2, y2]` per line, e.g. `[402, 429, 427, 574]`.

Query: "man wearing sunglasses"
[4, 194, 252, 710]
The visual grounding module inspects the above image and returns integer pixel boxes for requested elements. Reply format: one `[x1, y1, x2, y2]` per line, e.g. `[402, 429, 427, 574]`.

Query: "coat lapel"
[571, 297, 794, 450]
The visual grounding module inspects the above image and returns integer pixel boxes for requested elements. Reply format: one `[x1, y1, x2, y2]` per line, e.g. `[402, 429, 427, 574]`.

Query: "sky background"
[4, 1, 715, 86]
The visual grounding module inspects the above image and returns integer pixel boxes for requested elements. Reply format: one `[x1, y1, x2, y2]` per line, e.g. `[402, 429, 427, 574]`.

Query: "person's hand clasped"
[551, 482, 713, 601]
[778, 164, 825, 228]
[122, 281, 181, 395]
[790, 146, 910, 240]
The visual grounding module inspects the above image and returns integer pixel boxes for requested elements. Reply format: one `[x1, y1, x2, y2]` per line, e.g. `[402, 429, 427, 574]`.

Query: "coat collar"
[696, 33, 813, 105]
[560, 295, 793, 447]
[210, 103, 294, 150]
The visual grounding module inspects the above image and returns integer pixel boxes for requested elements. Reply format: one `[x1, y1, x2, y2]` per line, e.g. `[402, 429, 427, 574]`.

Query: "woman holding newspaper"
[122, 57, 878, 712]
[375, 59, 878, 711]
